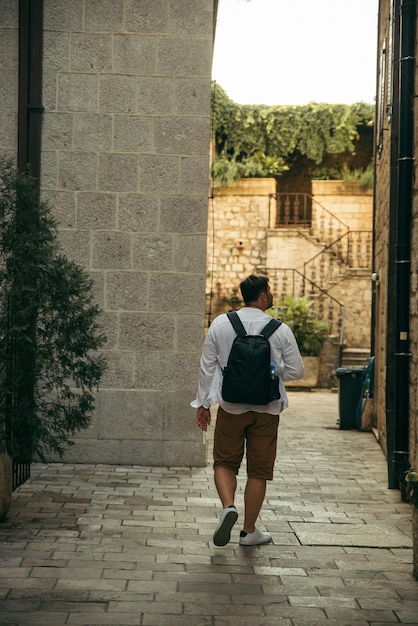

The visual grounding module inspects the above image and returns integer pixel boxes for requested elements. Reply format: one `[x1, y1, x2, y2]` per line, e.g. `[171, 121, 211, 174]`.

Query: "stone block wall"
[0, 0, 215, 466]
[0, 2, 18, 162]
[374, 0, 418, 578]
[207, 179, 275, 319]
[373, 0, 418, 578]
[327, 271, 372, 348]
[266, 229, 319, 272]
[312, 180, 373, 231]
[411, 179, 418, 484]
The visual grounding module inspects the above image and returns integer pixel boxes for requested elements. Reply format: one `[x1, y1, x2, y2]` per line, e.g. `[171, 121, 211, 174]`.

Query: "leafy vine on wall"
[211, 83, 375, 187]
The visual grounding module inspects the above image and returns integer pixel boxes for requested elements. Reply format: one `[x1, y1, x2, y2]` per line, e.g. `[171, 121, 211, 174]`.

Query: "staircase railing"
[274, 193, 350, 243]
[303, 230, 373, 289]
[274, 193, 312, 226]
[310, 196, 349, 246]
[274, 193, 372, 288]
[257, 267, 345, 359]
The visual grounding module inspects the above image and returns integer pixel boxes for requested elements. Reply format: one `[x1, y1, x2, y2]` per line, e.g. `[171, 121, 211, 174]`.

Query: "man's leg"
[212, 408, 246, 546]
[213, 465, 238, 546]
[214, 464, 237, 508]
[243, 477, 266, 533]
[213, 407, 246, 508]
[238, 412, 278, 545]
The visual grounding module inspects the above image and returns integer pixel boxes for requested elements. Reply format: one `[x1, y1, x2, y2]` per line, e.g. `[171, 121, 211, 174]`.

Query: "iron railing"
[257, 267, 345, 353]
[310, 197, 349, 246]
[12, 460, 31, 491]
[274, 193, 351, 245]
[273, 193, 312, 226]
[274, 193, 372, 285]
[303, 230, 373, 289]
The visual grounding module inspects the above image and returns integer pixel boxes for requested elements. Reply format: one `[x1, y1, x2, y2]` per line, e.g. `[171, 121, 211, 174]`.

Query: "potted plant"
[267, 295, 330, 388]
[406, 470, 418, 510]
[406, 470, 418, 579]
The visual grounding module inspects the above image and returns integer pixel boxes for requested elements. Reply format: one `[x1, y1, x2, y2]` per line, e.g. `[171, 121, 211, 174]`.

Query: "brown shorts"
[213, 406, 280, 480]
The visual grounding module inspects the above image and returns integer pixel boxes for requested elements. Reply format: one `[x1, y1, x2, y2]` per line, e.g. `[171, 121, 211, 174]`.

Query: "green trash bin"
[334, 366, 365, 430]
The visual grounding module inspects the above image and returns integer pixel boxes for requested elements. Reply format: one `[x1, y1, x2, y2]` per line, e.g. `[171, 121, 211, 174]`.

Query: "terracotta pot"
[0, 451, 12, 521]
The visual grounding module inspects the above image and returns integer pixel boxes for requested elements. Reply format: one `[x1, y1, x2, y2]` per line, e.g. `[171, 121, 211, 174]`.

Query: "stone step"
[341, 347, 371, 368]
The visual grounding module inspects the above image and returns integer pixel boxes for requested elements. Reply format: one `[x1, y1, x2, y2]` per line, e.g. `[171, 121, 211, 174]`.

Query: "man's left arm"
[276, 326, 304, 382]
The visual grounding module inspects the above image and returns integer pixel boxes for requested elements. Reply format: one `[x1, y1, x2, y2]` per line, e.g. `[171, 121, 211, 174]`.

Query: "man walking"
[192, 275, 304, 546]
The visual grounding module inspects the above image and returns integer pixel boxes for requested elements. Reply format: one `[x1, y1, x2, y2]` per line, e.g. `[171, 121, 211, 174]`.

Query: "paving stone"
[108, 600, 183, 614]
[0, 600, 40, 612]
[0, 611, 68, 624]
[66, 614, 141, 625]
[395, 608, 418, 623]
[264, 605, 327, 620]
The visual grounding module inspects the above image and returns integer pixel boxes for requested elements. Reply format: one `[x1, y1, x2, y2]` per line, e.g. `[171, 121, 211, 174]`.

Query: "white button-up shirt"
[191, 307, 304, 415]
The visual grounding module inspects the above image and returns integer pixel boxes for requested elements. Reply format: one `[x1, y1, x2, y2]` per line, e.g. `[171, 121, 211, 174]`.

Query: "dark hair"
[239, 274, 269, 304]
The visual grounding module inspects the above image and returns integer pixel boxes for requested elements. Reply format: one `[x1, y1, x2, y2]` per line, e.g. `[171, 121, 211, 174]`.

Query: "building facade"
[373, 0, 417, 575]
[0, 0, 217, 466]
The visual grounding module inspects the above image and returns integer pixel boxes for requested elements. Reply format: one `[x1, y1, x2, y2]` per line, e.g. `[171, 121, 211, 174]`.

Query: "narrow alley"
[0, 390, 416, 625]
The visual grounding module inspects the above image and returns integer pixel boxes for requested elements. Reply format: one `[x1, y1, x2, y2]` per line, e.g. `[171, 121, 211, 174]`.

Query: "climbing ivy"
[211, 83, 375, 186]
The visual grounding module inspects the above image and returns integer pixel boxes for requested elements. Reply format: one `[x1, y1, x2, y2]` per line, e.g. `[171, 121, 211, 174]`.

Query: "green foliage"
[211, 153, 288, 187]
[0, 160, 106, 461]
[312, 167, 341, 180]
[405, 471, 418, 510]
[267, 295, 330, 356]
[211, 83, 375, 186]
[359, 163, 374, 189]
[313, 163, 374, 189]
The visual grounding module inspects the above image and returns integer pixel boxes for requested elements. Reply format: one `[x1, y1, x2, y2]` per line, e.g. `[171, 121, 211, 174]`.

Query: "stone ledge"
[214, 178, 276, 196]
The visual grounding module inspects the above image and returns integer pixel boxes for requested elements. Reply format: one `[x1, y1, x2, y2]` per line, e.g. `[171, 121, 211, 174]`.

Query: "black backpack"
[221, 311, 282, 405]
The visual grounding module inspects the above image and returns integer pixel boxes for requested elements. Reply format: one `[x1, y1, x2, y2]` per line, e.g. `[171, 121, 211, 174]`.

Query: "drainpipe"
[386, 0, 401, 489]
[12, 1, 43, 472]
[18, 0, 44, 181]
[213, 0, 219, 47]
[392, 0, 415, 493]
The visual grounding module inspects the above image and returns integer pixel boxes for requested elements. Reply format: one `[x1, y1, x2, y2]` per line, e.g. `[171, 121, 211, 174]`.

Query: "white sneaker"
[239, 527, 272, 546]
[213, 506, 238, 546]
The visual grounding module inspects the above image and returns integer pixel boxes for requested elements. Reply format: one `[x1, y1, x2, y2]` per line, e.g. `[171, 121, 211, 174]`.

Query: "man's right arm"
[195, 406, 211, 431]
[191, 324, 218, 410]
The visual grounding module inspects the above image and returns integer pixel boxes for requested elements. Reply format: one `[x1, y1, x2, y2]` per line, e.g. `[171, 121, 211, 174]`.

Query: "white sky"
[212, 0, 379, 105]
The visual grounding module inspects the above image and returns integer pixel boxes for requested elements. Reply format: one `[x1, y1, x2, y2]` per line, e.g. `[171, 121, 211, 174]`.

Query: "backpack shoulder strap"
[227, 311, 247, 336]
[261, 318, 282, 339]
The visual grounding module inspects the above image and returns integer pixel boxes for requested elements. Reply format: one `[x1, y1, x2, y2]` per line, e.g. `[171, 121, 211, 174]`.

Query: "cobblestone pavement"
[0, 390, 417, 626]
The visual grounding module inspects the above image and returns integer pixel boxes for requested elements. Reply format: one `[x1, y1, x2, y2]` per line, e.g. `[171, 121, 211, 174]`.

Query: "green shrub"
[313, 163, 374, 189]
[267, 295, 330, 356]
[0, 160, 106, 461]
